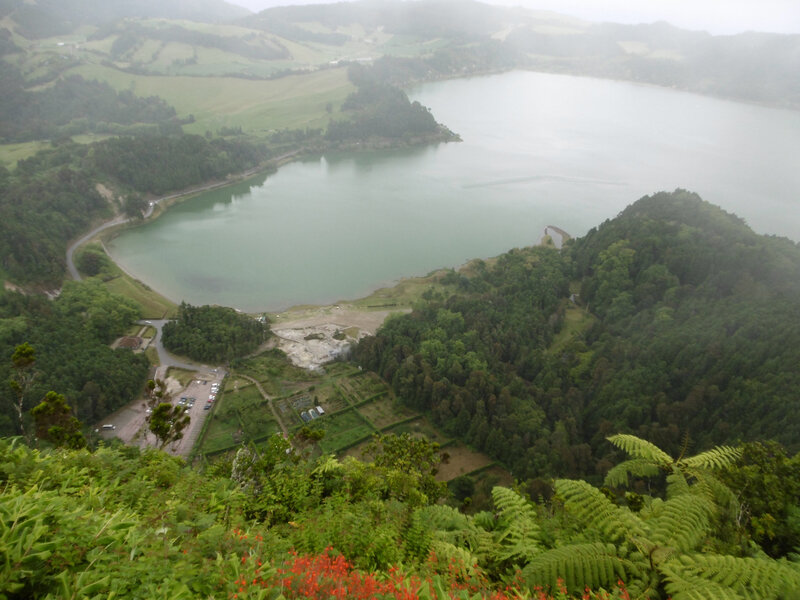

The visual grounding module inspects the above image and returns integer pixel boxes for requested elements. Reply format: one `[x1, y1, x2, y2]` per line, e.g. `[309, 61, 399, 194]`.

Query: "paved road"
[138, 319, 209, 372]
[66, 215, 128, 280]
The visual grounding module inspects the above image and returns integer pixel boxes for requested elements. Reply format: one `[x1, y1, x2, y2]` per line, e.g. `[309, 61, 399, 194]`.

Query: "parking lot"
[165, 375, 224, 457]
[94, 369, 225, 457]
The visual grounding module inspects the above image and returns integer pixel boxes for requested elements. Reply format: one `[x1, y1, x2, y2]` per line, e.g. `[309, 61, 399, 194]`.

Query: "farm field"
[65, 64, 354, 137]
[436, 442, 495, 481]
[0, 140, 50, 169]
[197, 330, 504, 483]
[196, 381, 281, 457]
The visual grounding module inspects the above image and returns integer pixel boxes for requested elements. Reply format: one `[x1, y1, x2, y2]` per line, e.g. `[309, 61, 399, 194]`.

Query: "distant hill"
[1, 0, 796, 108]
[239, 0, 800, 109]
[1, 0, 250, 38]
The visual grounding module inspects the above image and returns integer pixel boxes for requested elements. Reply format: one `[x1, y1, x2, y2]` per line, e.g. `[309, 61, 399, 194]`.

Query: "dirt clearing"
[270, 304, 409, 370]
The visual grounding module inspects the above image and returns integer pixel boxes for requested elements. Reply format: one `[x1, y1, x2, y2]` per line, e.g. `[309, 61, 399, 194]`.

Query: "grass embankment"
[77, 243, 177, 319]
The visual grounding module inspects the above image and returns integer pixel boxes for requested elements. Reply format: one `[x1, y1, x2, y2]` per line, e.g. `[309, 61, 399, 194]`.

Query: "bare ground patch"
[270, 305, 410, 370]
[436, 442, 495, 481]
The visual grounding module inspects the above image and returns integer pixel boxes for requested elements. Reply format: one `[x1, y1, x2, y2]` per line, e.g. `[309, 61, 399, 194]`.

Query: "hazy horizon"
[226, 0, 800, 36]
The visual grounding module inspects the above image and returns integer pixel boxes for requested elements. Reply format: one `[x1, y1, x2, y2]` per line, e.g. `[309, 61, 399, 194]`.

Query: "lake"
[108, 71, 800, 312]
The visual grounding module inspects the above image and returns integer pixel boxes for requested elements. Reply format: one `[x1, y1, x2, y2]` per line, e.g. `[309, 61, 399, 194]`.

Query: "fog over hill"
[0, 0, 249, 37]
[228, 0, 800, 35]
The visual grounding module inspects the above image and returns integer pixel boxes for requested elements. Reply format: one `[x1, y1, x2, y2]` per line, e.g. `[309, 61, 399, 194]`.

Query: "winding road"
[65, 152, 300, 281]
[138, 319, 211, 373]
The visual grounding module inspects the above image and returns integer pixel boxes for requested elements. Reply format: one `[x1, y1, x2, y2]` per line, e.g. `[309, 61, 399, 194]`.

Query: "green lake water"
[108, 71, 800, 312]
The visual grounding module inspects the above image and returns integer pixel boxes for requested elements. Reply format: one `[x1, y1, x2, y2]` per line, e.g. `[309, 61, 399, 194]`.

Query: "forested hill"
[355, 190, 800, 483]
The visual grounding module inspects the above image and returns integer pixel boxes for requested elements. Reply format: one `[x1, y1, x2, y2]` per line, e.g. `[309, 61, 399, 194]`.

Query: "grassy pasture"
[236, 349, 314, 393]
[66, 64, 354, 137]
[384, 417, 451, 445]
[317, 408, 374, 453]
[166, 367, 196, 387]
[201, 414, 241, 454]
[0, 141, 50, 169]
[548, 302, 595, 354]
[356, 396, 416, 430]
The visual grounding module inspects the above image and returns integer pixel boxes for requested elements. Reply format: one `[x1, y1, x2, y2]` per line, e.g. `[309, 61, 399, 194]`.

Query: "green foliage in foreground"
[162, 302, 268, 363]
[1, 433, 799, 599]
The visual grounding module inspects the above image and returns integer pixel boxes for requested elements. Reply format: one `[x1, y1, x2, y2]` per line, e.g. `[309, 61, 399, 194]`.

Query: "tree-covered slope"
[570, 190, 800, 452]
[355, 190, 800, 481]
[0, 282, 149, 436]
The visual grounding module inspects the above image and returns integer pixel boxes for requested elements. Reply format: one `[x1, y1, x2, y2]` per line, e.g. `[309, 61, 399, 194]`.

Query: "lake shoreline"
[98, 70, 800, 315]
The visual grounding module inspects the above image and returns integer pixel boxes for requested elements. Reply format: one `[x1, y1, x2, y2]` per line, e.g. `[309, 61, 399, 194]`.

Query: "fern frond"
[429, 539, 482, 578]
[522, 542, 629, 592]
[555, 479, 646, 542]
[646, 494, 713, 552]
[680, 445, 741, 471]
[665, 465, 691, 499]
[666, 554, 800, 599]
[607, 434, 673, 466]
[604, 458, 661, 487]
[413, 505, 485, 553]
[658, 562, 745, 600]
[691, 471, 739, 512]
[417, 504, 474, 533]
[491, 487, 542, 562]
[312, 455, 342, 476]
[492, 487, 537, 524]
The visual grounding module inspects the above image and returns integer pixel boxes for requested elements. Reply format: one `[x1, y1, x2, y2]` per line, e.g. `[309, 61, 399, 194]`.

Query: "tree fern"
[555, 479, 646, 543]
[604, 458, 661, 488]
[312, 455, 342, 476]
[680, 445, 741, 471]
[661, 554, 800, 600]
[607, 434, 673, 467]
[413, 505, 485, 552]
[645, 494, 713, 552]
[657, 563, 746, 600]
[429, 540, 482, 580]
[490, 487, 542, 562]
[522, 542, 630, 592]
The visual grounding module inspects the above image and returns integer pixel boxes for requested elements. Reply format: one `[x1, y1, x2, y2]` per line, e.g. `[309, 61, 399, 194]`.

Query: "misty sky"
[226, 0, 800, 35]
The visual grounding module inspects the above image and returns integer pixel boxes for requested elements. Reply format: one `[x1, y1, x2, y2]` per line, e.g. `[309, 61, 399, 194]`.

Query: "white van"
[102, 424, 116, 430]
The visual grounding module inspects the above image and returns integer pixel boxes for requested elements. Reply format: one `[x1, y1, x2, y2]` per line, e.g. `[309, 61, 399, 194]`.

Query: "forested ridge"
[355, 190, 800, 484]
